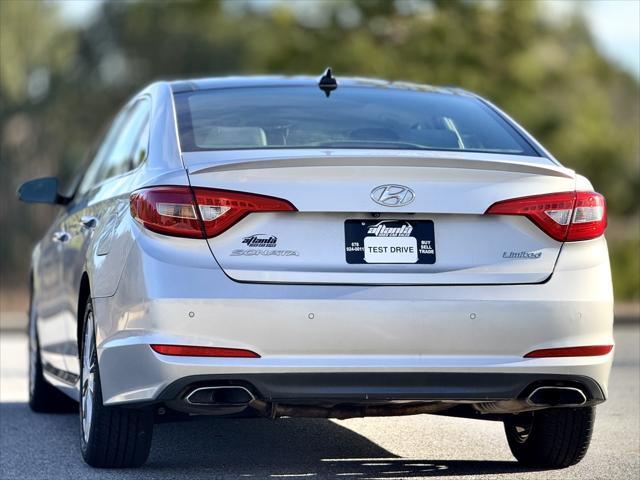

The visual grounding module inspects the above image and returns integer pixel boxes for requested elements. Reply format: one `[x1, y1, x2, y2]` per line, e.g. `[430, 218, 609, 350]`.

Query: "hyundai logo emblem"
[370, 184, 415, 207]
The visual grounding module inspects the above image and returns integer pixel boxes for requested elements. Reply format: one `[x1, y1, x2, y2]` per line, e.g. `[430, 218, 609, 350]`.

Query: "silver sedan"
[19, 73, 613, 468]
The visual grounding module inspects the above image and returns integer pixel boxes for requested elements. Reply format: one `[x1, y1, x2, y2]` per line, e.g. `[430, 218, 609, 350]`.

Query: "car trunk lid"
[184, 150, 575, 285]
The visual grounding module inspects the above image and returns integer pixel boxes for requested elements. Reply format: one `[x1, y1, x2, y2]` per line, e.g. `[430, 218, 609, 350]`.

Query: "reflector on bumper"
[524, 345, 613, 358]
[150, 344, 260, 358]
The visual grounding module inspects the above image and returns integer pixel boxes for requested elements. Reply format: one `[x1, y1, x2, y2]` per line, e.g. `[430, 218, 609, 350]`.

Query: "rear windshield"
[174, 86, 538, 156]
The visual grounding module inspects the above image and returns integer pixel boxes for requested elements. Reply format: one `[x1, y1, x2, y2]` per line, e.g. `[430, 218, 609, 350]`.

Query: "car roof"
[168, 75, 470, 96]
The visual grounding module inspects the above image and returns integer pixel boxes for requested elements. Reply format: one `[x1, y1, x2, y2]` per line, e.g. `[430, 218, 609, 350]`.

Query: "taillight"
[130, 186, 296, 238]
[486, 191, 606, 242]
[567, 191, 607, 241]
[193, 187, 296, 237]
[130, 186, 203, 238]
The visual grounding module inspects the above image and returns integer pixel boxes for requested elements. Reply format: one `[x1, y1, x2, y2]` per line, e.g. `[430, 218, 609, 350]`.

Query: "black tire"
[79, 298, 154, 468]
[504, 407, 595, 468]
[28, 290, 77, 413]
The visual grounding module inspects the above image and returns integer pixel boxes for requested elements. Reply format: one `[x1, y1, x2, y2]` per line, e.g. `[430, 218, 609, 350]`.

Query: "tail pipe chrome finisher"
[185, 386, 255, 406]
[526, 386, 587, 407]
[474, 386, 589, 414]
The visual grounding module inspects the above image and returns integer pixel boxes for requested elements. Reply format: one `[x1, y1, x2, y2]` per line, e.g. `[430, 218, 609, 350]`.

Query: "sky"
[589, 0, 640, 78]
[543, 0, 640, 78]
[57, 0, 640, 79]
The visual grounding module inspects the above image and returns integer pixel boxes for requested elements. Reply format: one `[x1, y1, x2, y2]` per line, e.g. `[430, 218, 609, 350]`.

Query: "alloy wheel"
[80, 311, 96, 444]
[511, 412, 535, 443]
[28, 303, 37, 397]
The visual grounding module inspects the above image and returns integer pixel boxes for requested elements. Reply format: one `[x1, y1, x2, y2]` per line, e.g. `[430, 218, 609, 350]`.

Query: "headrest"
[198, 126, 267, 148]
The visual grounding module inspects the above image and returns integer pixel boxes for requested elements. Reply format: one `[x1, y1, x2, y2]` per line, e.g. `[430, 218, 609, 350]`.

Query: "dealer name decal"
[367, 221, 413, 237]
[242, 234, 278, 247]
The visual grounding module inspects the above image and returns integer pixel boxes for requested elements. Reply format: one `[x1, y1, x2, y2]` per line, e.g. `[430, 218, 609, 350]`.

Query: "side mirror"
[17, 177, 70, 205]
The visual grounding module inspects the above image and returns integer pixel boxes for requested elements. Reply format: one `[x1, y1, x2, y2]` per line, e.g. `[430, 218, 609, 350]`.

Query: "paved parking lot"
[1, 324, 638, 479]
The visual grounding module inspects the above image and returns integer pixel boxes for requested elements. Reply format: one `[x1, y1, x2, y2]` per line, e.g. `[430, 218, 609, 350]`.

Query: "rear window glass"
[174, 86, 538, 156]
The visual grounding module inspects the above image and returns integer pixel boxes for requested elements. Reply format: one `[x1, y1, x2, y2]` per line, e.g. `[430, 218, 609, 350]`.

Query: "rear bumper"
[93, 235, 614, 406]
[155, 372, 606, 405]
[95, 338, 613, 405]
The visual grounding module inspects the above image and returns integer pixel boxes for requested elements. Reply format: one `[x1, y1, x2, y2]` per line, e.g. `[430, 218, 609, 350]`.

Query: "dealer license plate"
[344, 219, 436, 264]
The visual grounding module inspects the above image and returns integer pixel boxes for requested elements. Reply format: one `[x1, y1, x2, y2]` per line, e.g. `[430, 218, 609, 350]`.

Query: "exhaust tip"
[526, 386, 587, 407]
[186, 386, 254, 406]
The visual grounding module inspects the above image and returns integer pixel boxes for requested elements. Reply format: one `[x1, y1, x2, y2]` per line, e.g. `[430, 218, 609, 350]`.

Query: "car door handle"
[79, 216, 98, 229]
[52, 231, 71, 243]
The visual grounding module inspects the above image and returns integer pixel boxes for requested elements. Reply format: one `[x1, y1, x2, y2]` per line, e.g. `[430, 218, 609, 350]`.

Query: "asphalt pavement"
[0, 324, 638, 480]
